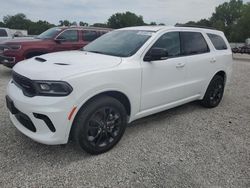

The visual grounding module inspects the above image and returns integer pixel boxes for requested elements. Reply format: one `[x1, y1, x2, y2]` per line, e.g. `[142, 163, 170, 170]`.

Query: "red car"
[0, 26, 111, 68]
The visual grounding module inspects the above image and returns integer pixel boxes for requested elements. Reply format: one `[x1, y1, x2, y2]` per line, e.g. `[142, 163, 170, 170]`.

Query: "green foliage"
[3, 13, 32, 30]
[107, 11, 145, 29]
[2, 13, 55, 35]
[79, 21, 89, 26]
[0, 21, 5, 27]
[232, 3, 250, 42]
[28, 20, 55, 35]
[211, 0, 243, 26]
[149, 22, 157, 26]
[91, 23, 109, 28]
[183, 0, 249, 42]
[59, 20, 71, 26]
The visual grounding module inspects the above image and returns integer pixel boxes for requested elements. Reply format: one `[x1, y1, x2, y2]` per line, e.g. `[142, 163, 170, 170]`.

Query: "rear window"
[0, 29, 8, 37]
[83, 30, 99, 42]
[207, 33, 228, 50]
[180, 32, 210, 55]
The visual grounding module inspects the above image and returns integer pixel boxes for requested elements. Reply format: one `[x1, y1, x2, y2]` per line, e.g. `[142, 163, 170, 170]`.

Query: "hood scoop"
[35, 57, 46, 62]
[54, 63, 70, 66]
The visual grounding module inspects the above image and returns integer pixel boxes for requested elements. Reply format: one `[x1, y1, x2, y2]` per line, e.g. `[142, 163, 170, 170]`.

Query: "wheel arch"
[68, 90, 131, 141]
[214, 70, 227, 83]
[201, 70, 227, 100]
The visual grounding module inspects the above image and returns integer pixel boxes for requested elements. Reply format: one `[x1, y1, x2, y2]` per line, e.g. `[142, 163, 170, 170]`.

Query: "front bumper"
[7, 80, 76, 145]
[0, 54, 16, 67]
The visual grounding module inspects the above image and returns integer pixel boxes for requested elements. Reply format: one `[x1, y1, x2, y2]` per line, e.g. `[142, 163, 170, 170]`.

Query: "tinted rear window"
[0, 29, 8, 37]
[83, 30, 99, 42]
[180, 32, 209, 55]
[207, 33, 228, 50]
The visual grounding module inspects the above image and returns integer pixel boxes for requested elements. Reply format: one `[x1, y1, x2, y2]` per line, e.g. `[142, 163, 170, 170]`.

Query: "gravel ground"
[0, 60, 250, 188]
[233, 53, 250, 61]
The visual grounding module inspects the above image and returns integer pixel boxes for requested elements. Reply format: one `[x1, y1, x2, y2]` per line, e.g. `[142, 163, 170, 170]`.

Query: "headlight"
[34, 81, 73, 96]
[4, 45, 21, 51]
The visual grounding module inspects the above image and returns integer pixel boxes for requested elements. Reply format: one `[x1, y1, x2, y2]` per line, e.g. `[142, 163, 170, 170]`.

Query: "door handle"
[210, 58, 216, 63]
[176, 62, 185, 68]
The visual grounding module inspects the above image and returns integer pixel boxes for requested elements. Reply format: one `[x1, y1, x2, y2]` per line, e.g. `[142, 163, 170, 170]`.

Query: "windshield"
[83, 30, 153, 57]
[36, 28, 62, 39]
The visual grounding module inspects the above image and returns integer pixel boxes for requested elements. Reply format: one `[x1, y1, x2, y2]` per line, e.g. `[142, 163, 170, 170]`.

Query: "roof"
[118, 25, 223, 34]
[57, 26, 112, 31]
[118, 26, 170, 32]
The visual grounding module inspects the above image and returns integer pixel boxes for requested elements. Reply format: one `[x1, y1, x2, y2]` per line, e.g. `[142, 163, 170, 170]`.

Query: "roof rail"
[175, 24, 216, 30]
[58, 26, 112, 31]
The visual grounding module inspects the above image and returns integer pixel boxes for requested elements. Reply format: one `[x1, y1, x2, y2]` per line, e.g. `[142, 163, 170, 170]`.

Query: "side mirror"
[144, 47, 168, 62]
[54, 38, 66, 43]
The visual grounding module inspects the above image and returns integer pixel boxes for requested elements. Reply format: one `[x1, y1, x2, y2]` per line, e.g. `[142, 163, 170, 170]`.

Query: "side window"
[180, 32, 209, 55]
[151, 32, 181, 57]
[83, 30, 99, 42]
[0, 29, 8, 37]
[207, 33, 228, 50]
[57, 30, 78, 42]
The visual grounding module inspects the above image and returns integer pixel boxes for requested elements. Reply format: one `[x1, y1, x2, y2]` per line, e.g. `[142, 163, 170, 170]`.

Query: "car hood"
[13, 51, 122, 80]
[0, 38, 41, 44]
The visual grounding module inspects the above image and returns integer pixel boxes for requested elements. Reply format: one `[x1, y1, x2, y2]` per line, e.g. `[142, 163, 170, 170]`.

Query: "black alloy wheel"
[201, 75, 225, 108]
[73, 96, 127, 154]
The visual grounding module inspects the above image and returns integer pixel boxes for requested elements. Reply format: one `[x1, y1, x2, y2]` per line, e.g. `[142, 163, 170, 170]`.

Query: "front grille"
[12, 72, 36, 97]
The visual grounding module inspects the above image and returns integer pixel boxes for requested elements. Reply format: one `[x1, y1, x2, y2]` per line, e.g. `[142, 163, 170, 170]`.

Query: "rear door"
[179, 31, 214, 97]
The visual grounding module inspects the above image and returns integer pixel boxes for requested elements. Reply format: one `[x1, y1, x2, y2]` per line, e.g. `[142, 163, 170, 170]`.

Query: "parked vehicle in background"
[6, 26, 233, 154]
[0, 28, 30, 42]
[232, 38, 250, 54]
[0, 28, 13, 42]
[0, 26, 111, 68]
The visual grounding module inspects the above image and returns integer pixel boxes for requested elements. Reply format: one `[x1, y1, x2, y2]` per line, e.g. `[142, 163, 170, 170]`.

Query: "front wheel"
[201, 75, 225, 108]
[73, 96, 127, 154]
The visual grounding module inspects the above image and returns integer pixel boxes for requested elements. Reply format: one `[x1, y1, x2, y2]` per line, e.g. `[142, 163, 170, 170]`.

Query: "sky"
[0, 0, 250, 25]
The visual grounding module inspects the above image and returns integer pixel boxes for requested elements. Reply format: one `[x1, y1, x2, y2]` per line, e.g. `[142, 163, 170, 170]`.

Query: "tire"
[201, 75, 225, 108]
[73, 96, 128, 154]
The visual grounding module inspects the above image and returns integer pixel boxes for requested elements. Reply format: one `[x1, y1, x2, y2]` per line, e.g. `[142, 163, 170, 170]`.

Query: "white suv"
[6, 26, 233, 154]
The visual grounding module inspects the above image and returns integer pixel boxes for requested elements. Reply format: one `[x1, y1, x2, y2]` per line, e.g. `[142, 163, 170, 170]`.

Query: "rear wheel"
[73, 96, 127, 154]
[201, 75, 225, 108]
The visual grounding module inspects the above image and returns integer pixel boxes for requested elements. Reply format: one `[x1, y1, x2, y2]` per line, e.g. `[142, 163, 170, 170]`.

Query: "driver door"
[141, 32, 189, 111]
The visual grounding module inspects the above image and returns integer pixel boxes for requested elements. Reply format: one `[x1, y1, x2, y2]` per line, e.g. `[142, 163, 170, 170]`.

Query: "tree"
[3, 13, 32, 30]
[79, 21, 89, 26]
[107, 11, 145, 29]
[29, 20, 55, 35]
[59, 20, 71, 26]
[232, 3, 250, 42]
[182, 0, 247, 42]
[149, 22, 157, 26]
[211, 0, 243, 26]
[92, 23, 108, 28]
[210, 0, 244, 41]
[71, 21, 77, 26]
[0, 21, 4, 27]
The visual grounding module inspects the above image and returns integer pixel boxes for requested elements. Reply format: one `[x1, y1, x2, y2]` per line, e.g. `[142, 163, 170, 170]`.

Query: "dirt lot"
[0, 60, 249, 188]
